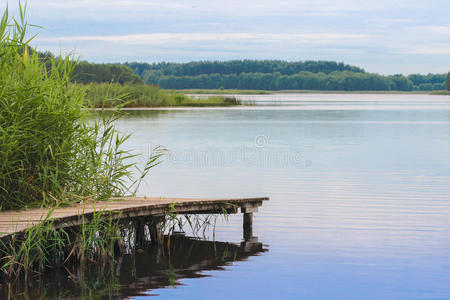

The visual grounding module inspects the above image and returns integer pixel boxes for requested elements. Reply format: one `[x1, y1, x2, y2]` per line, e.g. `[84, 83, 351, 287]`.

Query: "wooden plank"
[0, 197, 268, 238]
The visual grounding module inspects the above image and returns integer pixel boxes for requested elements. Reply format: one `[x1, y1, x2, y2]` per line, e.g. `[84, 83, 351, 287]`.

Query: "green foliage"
[84, 83, 242, 107]
[446, 72, 450, 91]
[35, 51, 143, 85]
[173, 89, 271, 94]
[180, 96, 241, 107]
[128, 62, 417, 91]
[0, 208, 120, 280]
[85, 83, 177, 107]
[127, 61, 447, 92]
[408, 73, 447, 90]
[0, 5, 163, 210]
[143, 70, 413, 91]
[127, 60, 365, 77]
[73, 61, 144, 84]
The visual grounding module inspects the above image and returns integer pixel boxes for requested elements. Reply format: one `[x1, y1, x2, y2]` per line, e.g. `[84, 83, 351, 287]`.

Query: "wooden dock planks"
[0, 197, 268, 238]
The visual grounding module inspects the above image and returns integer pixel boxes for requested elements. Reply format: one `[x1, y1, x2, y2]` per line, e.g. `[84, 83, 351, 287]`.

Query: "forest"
[37, 52, 448, 92]
[126, 60, 447, 91]
[37, 51, 144, 85]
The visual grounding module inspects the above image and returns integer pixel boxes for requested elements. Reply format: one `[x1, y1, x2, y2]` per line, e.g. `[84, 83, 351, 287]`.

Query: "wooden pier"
[0, 197, 268, 240]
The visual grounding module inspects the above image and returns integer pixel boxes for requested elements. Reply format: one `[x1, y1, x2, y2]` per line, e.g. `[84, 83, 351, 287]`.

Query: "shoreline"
[174, 89, 450, 95]
[93, 92, 450, 110]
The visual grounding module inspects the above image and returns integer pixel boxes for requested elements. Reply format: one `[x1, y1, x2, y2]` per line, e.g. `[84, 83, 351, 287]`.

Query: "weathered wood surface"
[0, 197, 268, 238]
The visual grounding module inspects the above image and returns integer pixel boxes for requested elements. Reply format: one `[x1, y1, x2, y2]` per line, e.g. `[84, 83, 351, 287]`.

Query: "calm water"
[113, 93, 450, 299]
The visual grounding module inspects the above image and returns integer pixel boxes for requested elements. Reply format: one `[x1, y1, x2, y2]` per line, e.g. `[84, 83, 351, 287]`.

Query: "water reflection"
[114, 95, 450, 299]
[4, 235, 267, 299]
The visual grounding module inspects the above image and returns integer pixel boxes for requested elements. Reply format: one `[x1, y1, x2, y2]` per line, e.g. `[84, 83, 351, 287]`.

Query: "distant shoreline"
[173, 89, 449, 95]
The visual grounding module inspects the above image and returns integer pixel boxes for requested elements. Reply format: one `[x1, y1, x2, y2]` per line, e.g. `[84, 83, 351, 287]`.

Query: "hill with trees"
[34, 52, 448, 92]
[37, 51, 143, 85]
[125, 60, 446, 92]
[127, 60, 365, 77]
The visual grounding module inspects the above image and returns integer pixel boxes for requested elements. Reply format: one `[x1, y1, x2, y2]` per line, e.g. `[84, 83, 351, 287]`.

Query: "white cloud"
[5, 0, 450, 73]
[405, 45, 450, 55]
[421, 25, 450, 36]
[38, 33, 368, 45]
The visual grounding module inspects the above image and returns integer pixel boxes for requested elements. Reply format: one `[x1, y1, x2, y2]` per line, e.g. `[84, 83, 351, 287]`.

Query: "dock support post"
[149, 216, 164, 245]
[243, 212, 253, 241]
[135, 217, 145, 248]
[242, 206, 257, 241]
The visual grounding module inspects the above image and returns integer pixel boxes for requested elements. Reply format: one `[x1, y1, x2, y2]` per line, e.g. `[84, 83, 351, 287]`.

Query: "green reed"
[0, 4, 165, 211]
[84, 82, 242, 107]
[0, 208, 121, 284]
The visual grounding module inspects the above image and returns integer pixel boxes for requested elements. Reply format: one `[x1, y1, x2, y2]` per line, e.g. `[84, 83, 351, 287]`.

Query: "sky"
[6, 0, 450, 74]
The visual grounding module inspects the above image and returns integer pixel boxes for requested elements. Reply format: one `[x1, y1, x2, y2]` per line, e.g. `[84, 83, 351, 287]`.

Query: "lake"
[105, 94, 450, 299]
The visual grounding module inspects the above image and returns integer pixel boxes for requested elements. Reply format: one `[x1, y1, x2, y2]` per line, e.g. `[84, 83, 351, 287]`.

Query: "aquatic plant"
[0, 208, 122, 281]
[0, 3, 164, 210]
[84, 82, 243, 107]
[446, 71, 450, 91]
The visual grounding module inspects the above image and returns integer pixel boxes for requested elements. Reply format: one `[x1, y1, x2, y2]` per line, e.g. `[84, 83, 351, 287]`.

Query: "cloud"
[405, 45, 450, 55]
[6, 0, 450, 74]
[38, 33, 368, 45]
[421, 25, 450, 36]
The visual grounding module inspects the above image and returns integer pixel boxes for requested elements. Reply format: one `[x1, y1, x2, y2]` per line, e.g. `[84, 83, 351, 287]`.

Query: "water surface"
[115, 93, 450, 299]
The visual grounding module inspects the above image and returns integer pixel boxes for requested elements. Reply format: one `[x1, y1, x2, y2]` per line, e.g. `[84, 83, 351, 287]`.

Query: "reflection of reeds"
[0, 200, 234, 280]
[0, 208, 120, 281]
[0, 207, 236, 295]
[1, 226, 267, 299]
[0, 208, 122, 298]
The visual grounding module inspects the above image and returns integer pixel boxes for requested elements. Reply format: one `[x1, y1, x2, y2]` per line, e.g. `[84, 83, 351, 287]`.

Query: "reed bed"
[0, 3, 230, 291]
[84, 83, 242, 107]
[0, 5, 164, 211]
[0, 209, 121, 281]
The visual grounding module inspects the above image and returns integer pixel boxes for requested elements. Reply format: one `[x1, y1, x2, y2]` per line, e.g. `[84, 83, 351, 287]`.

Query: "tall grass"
[0, 208, 121, 281]
[174, 89, 272, 95]
[0, 5, 164, 210]
[84, 83, 242, 107]
[85, 83, 182, 107]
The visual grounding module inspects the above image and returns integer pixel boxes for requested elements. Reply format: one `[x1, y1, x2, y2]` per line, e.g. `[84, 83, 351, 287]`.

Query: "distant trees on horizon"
[73, 61, 143, 85]
[36, 51, 144, 85]
[34, 51, 448, 91]
[446, 72, 450, 91]
[126, 60, 447, 91]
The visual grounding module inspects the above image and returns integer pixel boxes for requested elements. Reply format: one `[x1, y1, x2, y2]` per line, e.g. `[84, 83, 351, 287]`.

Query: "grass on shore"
[84, 83, 242, 107]
[172, 89, 272, 95]
[430, 90, 450, 95]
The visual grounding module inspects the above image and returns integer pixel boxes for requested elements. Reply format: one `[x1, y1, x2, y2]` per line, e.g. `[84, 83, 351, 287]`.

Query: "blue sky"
[7, 0, 450, 74]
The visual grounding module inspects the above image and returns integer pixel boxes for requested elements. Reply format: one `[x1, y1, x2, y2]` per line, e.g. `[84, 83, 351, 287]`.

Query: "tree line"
[446, 72, 450, 91]
[126, 61, 447, 91]
[37, 51, 143, 85]
[143, 71, 412, 91]
[127, 60, 365, 77]
[35, 52, 449, 91]
[408, 73, 447, 91]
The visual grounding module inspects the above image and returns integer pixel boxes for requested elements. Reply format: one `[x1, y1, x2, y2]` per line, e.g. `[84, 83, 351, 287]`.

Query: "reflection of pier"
[0, 197, 268, 298]
[11, 235, 268, 299]
[118, 235, 268, 296]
